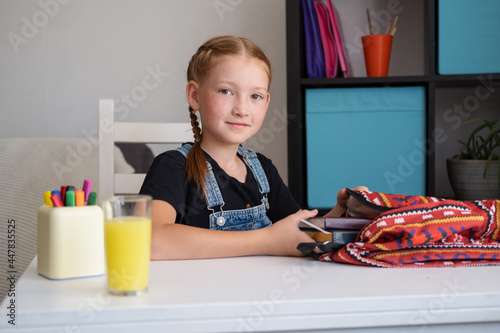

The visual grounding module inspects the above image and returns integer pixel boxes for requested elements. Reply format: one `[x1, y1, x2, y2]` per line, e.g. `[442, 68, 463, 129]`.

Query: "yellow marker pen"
[43, 191, 53, 206]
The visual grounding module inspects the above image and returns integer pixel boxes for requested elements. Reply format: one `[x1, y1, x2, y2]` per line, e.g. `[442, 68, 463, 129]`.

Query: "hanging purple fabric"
[302, 0, 325, 78]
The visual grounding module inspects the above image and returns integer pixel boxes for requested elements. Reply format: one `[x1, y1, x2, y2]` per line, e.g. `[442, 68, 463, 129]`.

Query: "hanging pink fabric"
[325, 0, 349, 77]
[313, 0, 338, 78]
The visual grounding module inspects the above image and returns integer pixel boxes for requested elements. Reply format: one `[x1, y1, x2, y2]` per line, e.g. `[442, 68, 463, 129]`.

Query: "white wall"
[0, 0, 289, 180]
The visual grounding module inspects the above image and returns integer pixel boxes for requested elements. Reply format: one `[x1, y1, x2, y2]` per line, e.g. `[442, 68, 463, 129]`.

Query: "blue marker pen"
[51, 190, 62, 202]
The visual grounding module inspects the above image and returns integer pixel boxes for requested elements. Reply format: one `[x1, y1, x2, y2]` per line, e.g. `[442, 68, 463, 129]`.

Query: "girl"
[140, 35, 356, 260]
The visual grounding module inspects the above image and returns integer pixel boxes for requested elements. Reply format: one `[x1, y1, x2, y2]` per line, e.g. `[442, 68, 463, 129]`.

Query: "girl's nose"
[233, 98, 249, 117]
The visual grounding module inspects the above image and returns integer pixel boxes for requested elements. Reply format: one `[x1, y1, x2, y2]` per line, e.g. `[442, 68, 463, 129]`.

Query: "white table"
[1, 255, 500, 332]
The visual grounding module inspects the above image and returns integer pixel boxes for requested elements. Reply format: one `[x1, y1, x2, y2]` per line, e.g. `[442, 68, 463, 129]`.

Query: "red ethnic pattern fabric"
[320, 190, 500, 268]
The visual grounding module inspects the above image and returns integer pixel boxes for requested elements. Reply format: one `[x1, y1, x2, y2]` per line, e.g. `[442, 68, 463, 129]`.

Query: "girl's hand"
[326, 186, 369, 217]
[264, 209, 318, 257]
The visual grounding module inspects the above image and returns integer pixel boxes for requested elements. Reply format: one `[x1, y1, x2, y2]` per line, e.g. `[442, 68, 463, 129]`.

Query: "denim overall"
[177, 144, 272, 231]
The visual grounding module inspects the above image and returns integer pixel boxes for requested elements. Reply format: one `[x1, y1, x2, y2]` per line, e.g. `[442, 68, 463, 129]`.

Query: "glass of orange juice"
[102, 195, 152, 296]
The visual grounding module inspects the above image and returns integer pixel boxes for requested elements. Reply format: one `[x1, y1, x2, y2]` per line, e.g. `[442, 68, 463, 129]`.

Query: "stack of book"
[302, 0, 348, 78]
[299, 216, 371, 248]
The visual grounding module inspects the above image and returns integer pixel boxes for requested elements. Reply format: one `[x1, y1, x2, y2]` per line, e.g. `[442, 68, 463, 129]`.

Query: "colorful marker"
[43, 191, 53, 206]
[87, 192, 97, 205]
[60, 186, 67, 205]
[82, 179, 92, 203]
[65, 190, 75, 207]
[50, 194, 64, 207]
[75, 190, 85, 206]
[51, 190, 62, 201]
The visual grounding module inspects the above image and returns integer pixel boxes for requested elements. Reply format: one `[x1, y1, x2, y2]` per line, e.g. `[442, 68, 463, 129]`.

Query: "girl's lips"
[227, 122, 250, 128]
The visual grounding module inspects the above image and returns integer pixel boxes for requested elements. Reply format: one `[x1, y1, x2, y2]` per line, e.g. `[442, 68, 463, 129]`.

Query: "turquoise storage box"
[438, 0, 500, 74]
[305, 86, 426, 209]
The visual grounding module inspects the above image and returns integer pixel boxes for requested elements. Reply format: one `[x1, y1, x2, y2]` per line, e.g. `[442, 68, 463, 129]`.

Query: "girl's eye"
[251, 94, 263, 100]
[220, 89, 231, 95]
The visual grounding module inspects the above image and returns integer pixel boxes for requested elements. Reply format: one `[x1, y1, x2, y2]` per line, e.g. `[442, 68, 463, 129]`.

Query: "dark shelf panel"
[300, 76, 431, 88]
[300, 73, 500, 88]
[433, 73, 500, 88]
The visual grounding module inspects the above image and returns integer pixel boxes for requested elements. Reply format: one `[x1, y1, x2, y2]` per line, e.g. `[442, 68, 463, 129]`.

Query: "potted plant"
[447, 118, 500, 200]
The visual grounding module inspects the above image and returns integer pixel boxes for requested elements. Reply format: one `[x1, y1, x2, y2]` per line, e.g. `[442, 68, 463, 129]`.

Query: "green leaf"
[485, 153, 494, 178]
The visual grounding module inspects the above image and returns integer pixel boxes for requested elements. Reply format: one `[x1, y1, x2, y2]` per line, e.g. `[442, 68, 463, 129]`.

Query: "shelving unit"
[286, 0, 500, 209]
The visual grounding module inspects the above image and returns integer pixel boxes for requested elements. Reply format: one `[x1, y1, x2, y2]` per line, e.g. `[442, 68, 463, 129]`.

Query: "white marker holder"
[37, 205, 105, 280]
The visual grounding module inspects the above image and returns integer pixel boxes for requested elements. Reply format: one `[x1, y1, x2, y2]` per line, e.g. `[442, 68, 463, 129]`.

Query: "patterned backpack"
[303, 189, 500, 268]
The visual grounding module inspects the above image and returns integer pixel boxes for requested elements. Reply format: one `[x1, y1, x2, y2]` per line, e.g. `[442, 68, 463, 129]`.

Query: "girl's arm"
[150, 199, 317, 260]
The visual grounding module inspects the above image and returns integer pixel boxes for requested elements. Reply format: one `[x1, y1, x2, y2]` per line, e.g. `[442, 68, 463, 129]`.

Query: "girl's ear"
[186, 81, 200, 111]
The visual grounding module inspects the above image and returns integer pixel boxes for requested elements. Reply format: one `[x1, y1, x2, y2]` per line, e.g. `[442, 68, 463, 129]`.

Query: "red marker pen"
[60, 186, 67, 205]
[51, 194, 64, 207]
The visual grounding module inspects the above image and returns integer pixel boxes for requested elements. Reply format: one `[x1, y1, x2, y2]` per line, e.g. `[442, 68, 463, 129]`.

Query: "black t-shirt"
[139, 148, 300, 228]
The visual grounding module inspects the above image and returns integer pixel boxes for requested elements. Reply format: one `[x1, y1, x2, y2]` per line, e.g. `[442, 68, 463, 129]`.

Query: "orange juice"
[104, 217, 151, 294]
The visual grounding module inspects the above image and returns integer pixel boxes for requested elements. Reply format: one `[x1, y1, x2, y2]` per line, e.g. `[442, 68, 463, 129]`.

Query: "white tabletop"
[2, 255, 500, 332]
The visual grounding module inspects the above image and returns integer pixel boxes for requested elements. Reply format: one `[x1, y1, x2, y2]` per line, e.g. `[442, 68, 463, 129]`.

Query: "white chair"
[98, 98, 192, 202]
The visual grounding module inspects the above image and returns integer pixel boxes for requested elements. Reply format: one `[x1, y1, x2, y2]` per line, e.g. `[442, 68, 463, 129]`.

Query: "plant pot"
[446, 158, 500, 201]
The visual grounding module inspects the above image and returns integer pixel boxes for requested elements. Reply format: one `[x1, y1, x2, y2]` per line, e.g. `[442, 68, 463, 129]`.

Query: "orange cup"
[362, 34, 393, 77]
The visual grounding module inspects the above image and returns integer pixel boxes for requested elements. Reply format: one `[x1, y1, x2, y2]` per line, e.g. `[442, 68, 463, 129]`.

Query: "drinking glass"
[102, 195, 152, 296]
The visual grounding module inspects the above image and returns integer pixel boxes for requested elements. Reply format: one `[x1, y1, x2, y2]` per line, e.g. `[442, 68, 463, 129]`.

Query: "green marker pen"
[65, 190, 75, 207]
[87, 192, 97, 205]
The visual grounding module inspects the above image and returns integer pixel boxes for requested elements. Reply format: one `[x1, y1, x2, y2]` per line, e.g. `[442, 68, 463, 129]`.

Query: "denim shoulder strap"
[237, 146, 270, 195]
[176, 144, 224, 209]
[176, 143, 192, 157]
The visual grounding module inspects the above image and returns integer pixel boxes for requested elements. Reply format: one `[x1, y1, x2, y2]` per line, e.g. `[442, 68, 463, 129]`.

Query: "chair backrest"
[98, 98, 192, 202]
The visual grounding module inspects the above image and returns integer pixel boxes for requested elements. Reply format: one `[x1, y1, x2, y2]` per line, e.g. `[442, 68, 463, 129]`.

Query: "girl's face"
[187, 55, 270, 149]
